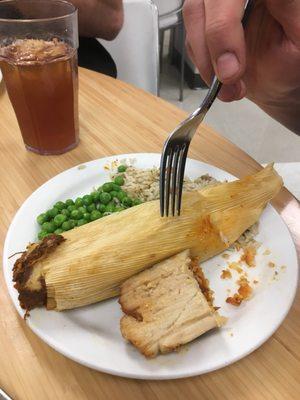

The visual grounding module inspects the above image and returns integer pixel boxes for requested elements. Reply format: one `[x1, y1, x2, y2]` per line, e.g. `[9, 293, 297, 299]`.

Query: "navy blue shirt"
[78, 37, 117, 78]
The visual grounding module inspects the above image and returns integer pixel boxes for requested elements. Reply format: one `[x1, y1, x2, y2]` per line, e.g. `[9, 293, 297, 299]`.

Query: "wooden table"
[0, 68, 299, 400]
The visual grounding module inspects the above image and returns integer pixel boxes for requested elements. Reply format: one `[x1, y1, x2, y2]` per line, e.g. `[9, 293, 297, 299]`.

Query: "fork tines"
[160, 141, 189, 217]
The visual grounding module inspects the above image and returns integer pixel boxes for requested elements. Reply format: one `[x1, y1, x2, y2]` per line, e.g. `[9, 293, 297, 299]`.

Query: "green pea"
[75, 197, 83, 207]
[90, 210, 102, 221]
[102, 182, 114, 192]
[111, 183, 121, 192]
[116, 191, 126, 201]
[67, 205, 76, 213]
[105, 203, 115, 213]
[87, 203, 96, 212]
[133, 198, 142, 206]
[77, 206, 86, 214]
[83, 212, 91, 222]
[114, 175, 125, 186]
[69, 220, 77, 229]
[110, 191, 119, 200]
[70, 209, 83, 220]
[97, 204, 106, 213]
[61, 209, 70, 217]
[122, 197, 133, 207]
[54, 228, 63, 235]
[53, 214, 67, 227]
[37, 213, 47, 225]
[38, 230, 49, 240]
[65, 199, 74, 206]
[91, 191, 100, 202]
[77, 218, 88, 227]
[99, 192, 111, 205]
[62, 221, 72, 231]
[117, 165, 127, 173]
[82, 194, 93, 206]
[45, 210, 52, 220]
[42, 221, 56, 233]
[54, 201, 65, 211]
[47, 207, 59, 219]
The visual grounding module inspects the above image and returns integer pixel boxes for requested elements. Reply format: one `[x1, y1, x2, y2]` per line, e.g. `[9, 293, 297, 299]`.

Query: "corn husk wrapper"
[20, 165, 283, 311]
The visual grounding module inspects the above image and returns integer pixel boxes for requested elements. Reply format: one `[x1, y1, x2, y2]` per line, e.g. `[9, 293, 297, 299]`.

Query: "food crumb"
[104, 160, 119, 171]
[238, 282, 252, 299]
[240, 245, 257, 267]
[77, 164, 86, 170]
[222, 253, 230, 260]
[253, 279, 259, 284]
[272, 271, 280, 281]
[226, 294, 243, 306]
[226, 289, 231, 294]
[220, 269, 232, 279]
[280, 265, 286, 271]
[263, 249, 271, 255]
[226, 276, 252, 306]
[228, 262, 243, 274]
[229, 332, 234, 337]
[268, 262, 275, 268]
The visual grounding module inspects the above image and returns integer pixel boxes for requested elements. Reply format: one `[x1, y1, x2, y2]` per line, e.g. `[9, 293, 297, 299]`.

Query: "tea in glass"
[0, 0, 79, 155]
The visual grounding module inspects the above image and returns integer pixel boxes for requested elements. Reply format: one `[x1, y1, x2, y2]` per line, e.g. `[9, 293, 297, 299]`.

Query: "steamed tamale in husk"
[13, 165, 283, 312]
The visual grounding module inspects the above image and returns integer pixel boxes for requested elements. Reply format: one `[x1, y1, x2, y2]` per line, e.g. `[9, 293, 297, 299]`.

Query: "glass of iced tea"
[0, 0, 79, 155]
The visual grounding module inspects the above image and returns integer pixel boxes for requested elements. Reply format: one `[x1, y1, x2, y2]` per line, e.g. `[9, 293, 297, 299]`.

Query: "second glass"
[0, 0, 79, 155]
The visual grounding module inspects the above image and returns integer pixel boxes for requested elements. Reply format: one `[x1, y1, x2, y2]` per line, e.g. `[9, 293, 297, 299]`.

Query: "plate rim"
[3, 152, 299, 379]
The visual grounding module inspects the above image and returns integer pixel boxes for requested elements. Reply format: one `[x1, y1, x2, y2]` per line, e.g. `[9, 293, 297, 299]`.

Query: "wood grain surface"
[0, 68, 299, 400]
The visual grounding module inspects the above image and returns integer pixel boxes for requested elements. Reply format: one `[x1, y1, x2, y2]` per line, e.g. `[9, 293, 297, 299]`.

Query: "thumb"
[266, 0, 300, 46]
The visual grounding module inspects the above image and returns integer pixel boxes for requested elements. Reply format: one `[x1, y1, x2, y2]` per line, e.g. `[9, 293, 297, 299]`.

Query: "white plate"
[3, 153, 298, 379]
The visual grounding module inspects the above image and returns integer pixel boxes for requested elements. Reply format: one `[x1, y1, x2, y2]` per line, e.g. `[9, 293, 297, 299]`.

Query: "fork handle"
[196, 0, 254, 117]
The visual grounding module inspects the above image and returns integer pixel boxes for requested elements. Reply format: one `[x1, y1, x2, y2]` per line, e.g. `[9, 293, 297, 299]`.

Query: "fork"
[0, 387, 12, 400]
[159, 0, 253, 217]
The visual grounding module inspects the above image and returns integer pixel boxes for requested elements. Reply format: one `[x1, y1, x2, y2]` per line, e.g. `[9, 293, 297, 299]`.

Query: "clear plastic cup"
[0, 0, 79, 155]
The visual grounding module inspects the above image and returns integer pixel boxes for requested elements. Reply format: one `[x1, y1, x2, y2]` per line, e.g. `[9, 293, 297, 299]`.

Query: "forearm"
[71, 0, 123, 39]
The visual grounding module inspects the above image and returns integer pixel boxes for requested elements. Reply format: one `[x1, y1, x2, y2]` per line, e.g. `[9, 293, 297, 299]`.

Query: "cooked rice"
[112, 165, 258, 247]
[234, 223, 259, 249]
[113, 166, 219, 202]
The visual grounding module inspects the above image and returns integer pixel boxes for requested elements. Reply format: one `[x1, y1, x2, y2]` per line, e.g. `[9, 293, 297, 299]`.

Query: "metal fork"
[0, 387, 13, 400]
[159, 0, 253, 217]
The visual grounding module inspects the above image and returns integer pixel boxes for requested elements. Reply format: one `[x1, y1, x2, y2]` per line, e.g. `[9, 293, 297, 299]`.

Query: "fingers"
[218, 80, 247, 102]
[266, 0, 300, 47]
[183, 0, 248, 102]
[183, 0, 214, 85]
[204, 0, 247, 84]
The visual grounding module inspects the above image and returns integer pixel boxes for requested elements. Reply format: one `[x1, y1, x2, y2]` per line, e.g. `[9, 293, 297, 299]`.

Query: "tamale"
[13, 164, 282, 311]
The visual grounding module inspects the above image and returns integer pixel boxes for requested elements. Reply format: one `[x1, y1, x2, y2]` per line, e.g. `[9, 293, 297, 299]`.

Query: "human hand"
[183, 0, 300, 133]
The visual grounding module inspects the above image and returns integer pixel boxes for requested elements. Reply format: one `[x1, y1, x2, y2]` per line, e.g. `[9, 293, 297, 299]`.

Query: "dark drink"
[0, 38, 78, 154]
